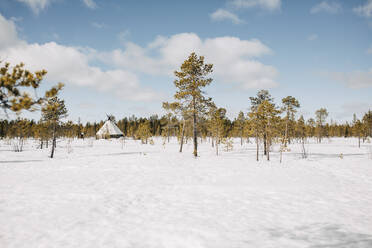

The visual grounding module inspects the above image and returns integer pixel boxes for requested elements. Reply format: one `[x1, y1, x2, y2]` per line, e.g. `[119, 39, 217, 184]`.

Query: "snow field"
[0, 137, 372, 248]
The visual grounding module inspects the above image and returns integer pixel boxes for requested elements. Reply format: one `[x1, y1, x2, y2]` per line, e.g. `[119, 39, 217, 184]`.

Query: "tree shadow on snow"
[267, 223, 372, 248]
[278, 152, 367, 160]
[0, 159, 43, 163]
[90, 151, 152, 157]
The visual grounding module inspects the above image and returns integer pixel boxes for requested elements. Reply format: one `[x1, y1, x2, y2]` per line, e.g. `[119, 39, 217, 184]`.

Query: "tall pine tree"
[173, 52, 213, 157]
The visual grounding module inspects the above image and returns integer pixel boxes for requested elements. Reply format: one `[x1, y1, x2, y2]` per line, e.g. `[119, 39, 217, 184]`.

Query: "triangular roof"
[96, 120, 123, 137]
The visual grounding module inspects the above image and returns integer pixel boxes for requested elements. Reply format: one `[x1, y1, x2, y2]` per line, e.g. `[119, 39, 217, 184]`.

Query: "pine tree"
[243, 118, 253, 144]
[0, 61, 63, 115]
[363, 110, 372, 139]
[136, 120, 152, 144]
[281, 96, 300, 146]
[173, 52, 213, 157]
[256, 100, 281, 161]
[9, 118, 29, 152]
[236, 111, 246, 146]
[249, 90, 274, 156]
[208, 105, 227, 156]
[353, 117, 363, 148]
[296, 116, 306, 141]
[33, 119, 49, 149]
[315, 108, 328, 143]
[164, 102, 191, 153]
[296, 115, 308, 158]
[306, 118, 316, 138]
[162, 102, 179, 143]
[41, 96, 68, 158]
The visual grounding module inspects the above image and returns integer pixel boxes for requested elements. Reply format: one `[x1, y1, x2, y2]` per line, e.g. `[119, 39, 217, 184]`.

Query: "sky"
[0, 0, 371, 123]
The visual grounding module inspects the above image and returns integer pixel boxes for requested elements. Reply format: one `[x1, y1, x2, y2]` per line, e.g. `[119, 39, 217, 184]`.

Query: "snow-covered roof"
[96, 120, 123, 136]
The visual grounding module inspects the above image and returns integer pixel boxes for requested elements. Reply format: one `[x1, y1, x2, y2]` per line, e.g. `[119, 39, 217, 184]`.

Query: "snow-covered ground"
[0, 137, 371, 248]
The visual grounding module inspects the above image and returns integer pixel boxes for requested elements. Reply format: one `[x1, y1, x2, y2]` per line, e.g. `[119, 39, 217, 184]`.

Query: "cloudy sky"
[0, 0, 371, 123]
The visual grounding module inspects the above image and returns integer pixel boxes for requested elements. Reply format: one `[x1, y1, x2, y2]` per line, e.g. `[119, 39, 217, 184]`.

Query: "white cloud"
[210, 9, 244, 24]
[310, 1, 342, 14]
[0, 15, 23, 49]
[353, 0, 372, 17]
[0, 13, 278, 102]
[0, 14, 159, 101]
[16, 0, 97, 13]
[91, 22, 105, 29]
[100, 33, 278, 89]
[229, 0, 281, 10]
[308, 34, 318, 41]
[16, 0, 51, 14]
[331, 69, 372, 88]
[83, 0, 97, 9]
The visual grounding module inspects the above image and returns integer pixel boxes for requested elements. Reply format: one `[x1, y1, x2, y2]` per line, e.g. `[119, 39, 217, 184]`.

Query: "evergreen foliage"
[0, 61, 63, 114]
[41, 96, 68, 158]
[173, 52, 213, 157]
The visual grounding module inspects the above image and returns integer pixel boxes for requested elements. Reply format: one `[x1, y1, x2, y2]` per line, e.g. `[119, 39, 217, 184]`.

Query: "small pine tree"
[315, 108, 328, 143]
[363, 110, 372, 138]
[281, 96, 300, 146]
[41, 96, 68, 158]
[208, 106, 227, 156]
[249, 90, 274, 157]
[258, 100, 281, 161]
[353, 118, 363, 148]
[137, 121, 152, 144]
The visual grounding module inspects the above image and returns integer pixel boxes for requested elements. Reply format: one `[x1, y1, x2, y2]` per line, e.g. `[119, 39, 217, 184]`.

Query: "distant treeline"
[1, 110, 371, 141]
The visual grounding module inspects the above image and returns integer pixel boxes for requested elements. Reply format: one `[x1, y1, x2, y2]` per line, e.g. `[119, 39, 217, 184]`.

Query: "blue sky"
[0, 0, 371, 123]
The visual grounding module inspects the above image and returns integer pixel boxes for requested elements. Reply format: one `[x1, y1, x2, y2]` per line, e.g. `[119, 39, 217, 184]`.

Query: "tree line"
[1, 106, 371, 155]
[1, 56, 372, 159]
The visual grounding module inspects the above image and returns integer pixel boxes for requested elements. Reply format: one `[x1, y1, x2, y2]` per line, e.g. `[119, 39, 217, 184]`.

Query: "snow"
[0, 137, 372, 248]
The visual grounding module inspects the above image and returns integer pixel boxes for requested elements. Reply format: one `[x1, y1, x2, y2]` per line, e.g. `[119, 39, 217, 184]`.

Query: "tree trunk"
[192, 97, 198, 157]
[50, 122, 56, 158]
[167, 125, 170, 143]
[179, 120, 185, 153]
[266, 122, 270, 161]
[301, 137, 307, 159]
[240, 128, 243, 146]
[284, 118, 288, 147]
[216, 139, 218, 156]
[256, 132, 259, 162]
[318, 126, 322, 143]
[263, 133, 267, 155]
[216, 132, 219, 156]
[358, 135, 360, 148]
